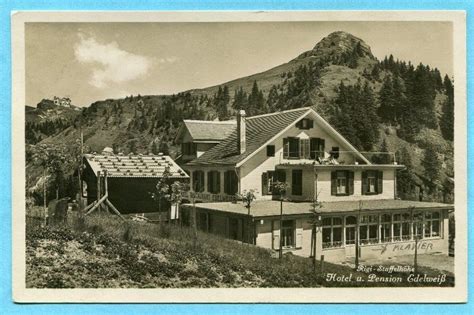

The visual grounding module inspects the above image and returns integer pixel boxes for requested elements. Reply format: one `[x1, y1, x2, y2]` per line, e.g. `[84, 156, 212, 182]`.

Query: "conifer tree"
[440, 75, 454, 141]
[422, 144, 441, 185]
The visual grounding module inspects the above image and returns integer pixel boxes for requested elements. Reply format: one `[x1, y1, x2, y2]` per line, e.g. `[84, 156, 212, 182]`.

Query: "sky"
[25, 21, 453, 107]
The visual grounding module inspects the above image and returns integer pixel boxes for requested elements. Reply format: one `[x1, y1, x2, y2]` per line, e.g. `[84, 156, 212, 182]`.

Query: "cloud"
[74, 33, 154, 89]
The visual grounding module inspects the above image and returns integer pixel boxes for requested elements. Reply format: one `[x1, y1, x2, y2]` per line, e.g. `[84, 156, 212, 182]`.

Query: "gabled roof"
[186, 108, 310, 166]
[84, 153, 189, 178]
[186, 107, 370, 166]
[175, 119, 236, 143]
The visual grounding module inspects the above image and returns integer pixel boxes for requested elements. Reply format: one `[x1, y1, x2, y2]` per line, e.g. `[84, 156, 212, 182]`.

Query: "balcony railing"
[183, 191, 237, 203]
[279, 150, 397, 165]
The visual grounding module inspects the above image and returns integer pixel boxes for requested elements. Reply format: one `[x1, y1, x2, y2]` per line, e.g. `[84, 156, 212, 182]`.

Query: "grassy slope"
[26, 215, 454, 288]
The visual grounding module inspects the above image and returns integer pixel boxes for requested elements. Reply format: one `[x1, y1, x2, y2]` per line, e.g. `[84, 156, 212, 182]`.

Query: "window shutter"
[283, 138, 289, 159]
[361, 171, 368, 195]
[319, 139, 325, 158]
[331, 171, 337, 195]
[310, 138, 316, 159]
[207, 172, 212, 193]
[272, 220, 280, 249]
[377, 171, 383, 194]
[216, 172, 221, 193]
[262, 172, 268, 195]
[224, 172, 229, 194]
[305, 139, 310, 159]
[295, 220, 303, 248]
[308, 119, 314, 128]
[348, 171, 354, 195]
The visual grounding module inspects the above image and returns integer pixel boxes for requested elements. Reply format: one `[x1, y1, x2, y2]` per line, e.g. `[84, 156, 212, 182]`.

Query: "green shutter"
[262, 172, 268, 195]
[377, 171, 383, 194]
[362, 171, 368, 195]
[348, 171, 354, 195]
[331, 171, 337, 195]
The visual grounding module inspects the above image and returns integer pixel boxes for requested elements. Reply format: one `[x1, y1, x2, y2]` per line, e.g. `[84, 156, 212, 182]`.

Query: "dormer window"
[296, 118, 313, 130]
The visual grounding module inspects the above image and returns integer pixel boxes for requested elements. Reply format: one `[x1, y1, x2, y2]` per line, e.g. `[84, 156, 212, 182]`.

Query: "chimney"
[237, 110, 246, 154]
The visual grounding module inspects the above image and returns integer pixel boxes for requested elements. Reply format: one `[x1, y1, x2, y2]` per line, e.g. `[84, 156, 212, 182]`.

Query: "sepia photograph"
[11, 11, 467, 303]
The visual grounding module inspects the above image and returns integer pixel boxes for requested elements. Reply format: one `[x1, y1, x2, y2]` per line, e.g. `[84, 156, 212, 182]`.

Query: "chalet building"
[174, 119, 236, 164]
[178, 107, 454, 263]
[82, 151, 188, 214]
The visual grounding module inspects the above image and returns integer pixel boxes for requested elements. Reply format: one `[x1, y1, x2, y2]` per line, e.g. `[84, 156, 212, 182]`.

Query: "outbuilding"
[82, 153, 189, 214]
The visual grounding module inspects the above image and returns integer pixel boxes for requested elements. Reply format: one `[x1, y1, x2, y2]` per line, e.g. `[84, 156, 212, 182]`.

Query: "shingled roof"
[186, 107, 311, 166]
[84, 153, 189, 178]
[178, 120, 236, 142]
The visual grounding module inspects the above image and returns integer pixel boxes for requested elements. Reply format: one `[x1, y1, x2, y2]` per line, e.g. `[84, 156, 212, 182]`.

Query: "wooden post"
[414, 235, 419, 274]
[279, 197, 283, 259]
[320, 255, 325, 274]
[96, 171, 101, 214]
[104, 170, 110, 213]
[313, 225, 317, 272]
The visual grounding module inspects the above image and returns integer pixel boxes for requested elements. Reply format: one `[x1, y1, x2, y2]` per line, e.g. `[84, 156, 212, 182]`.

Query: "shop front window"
[345, 216, 357, 245]
[380, 214, 392, 243]
[322, 217, 343, 249]
[359, 215, 378, 245]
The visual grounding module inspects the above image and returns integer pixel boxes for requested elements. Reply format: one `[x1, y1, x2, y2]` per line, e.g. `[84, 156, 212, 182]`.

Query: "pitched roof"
[84, 154, 189, 178]
[184, 199, 453, 218]
[186, 107, 311, 166]
[180, 120, 236, 142]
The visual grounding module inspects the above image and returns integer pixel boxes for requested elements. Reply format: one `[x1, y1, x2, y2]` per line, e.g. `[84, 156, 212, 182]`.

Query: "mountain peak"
[297, 31, 374, 60]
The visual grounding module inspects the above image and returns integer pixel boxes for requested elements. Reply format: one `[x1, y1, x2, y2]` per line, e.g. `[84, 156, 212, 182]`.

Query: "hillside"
[26, 215, 454, 288]
[25, 31, 454, 204]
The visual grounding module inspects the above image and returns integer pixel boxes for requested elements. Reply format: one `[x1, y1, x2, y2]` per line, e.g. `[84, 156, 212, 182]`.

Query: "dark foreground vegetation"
[26, 214, 454, 288]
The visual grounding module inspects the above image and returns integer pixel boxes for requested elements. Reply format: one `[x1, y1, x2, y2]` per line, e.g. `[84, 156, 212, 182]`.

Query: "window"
[272, 170, 287, 196]
[207, 171, 220, 194]
[424, 211, 441, 238]
[380, 214, 392, 243]
[330, 147, 340, 159]
[331, 171, 354, 196]
[262, 171, 274, 195]
[266, 145, 275, 157]
[362, 171, 383, 195]
[281, 220, 295, 248]
[192, 170, 205, 192]
[322, 217, 343, 248]
[310, 138, 325, 159]
[283, 137, 300, 159]
[296, 118, 313, 130]
[345, 216, 357, 245]
[291, 169, 303, 196]
[359, 215, 378, 245]
[224, 170, 238, 195]
[413, 212, 424, 239]
[393, 212, 411, 241]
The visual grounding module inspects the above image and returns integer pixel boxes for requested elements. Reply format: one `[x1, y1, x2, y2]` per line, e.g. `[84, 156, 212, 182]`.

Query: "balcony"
[278, 150, 397, 166]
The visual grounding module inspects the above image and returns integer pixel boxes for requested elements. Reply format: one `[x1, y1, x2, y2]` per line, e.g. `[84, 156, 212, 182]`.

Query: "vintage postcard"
[11, 11, 467, 303]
